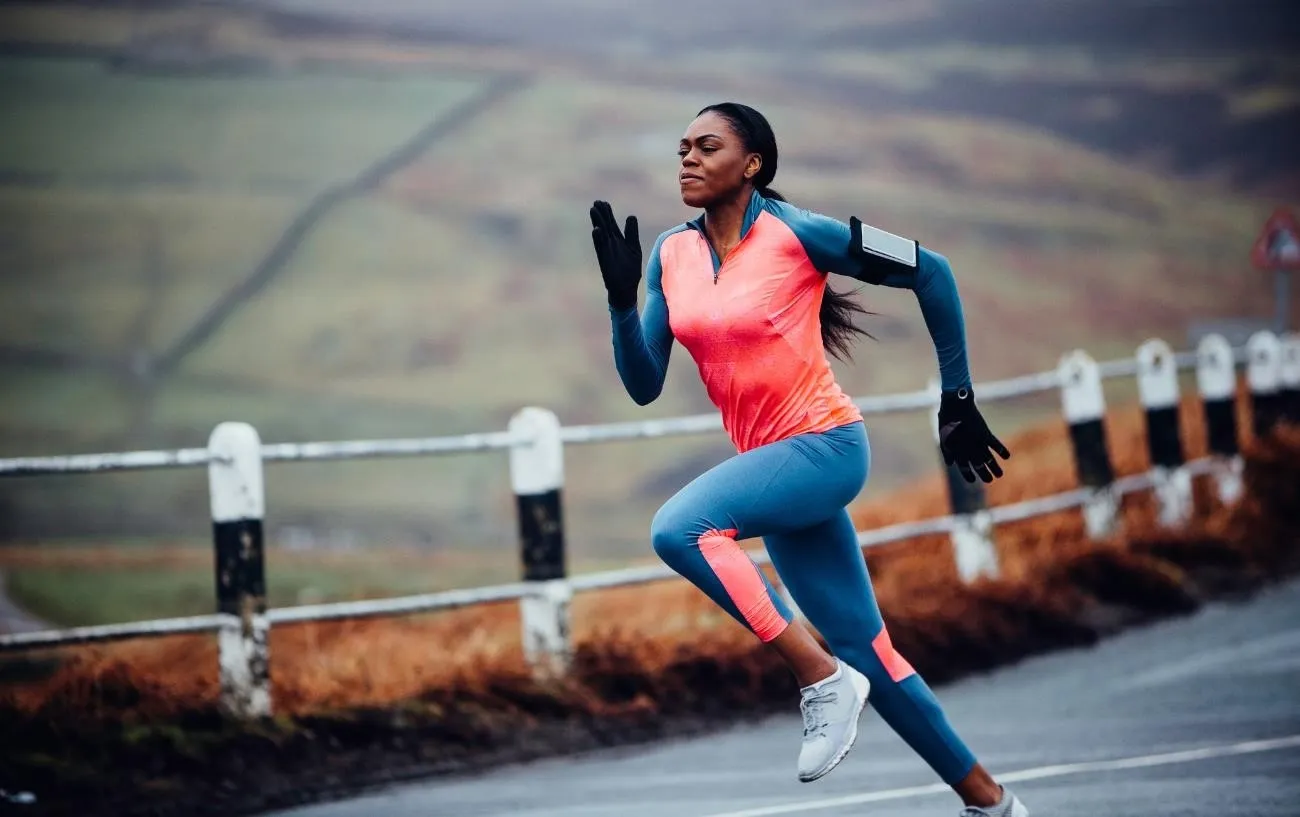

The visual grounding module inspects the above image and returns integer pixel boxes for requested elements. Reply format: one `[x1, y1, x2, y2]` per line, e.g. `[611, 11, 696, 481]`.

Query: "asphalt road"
[266, 578, 1300, 817]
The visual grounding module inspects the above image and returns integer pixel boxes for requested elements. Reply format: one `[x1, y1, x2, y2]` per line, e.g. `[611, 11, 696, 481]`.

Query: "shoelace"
[959, 808, 994, 817]
[800, 689, 837, 739]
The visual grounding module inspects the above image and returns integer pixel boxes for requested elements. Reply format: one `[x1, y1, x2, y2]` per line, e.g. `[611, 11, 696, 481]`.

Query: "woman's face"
[678, 111, 760, 209]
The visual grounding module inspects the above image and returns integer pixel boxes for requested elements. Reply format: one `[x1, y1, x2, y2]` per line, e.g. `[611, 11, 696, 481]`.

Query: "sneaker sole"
[798, 666, 871, 783]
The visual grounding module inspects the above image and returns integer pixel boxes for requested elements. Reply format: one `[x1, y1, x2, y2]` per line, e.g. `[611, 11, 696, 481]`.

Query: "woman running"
[588, 102, 1024, 816]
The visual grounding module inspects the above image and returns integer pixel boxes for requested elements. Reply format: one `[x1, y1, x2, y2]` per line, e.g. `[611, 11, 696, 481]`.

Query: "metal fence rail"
[0, 330, 1296, 723]
[260, 430, 526, 464]
[0, 344, 1250, 478]
[0, 447, 215, 476]
[0, 614, 236, 651]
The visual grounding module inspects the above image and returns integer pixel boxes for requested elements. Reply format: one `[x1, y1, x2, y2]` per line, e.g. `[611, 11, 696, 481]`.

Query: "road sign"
[1250, 207, 1300, 271]
[1250, 207, 1299, 333]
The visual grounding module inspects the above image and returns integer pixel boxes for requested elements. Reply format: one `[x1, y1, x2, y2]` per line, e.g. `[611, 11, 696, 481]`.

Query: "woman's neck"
[703, 187, 752, 261]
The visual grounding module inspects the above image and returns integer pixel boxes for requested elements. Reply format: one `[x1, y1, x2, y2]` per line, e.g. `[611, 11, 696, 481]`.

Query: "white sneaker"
[796, 659, 871, 782]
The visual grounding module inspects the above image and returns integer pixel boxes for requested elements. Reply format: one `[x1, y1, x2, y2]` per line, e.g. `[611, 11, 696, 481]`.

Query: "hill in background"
[0, 0, 1294, 577]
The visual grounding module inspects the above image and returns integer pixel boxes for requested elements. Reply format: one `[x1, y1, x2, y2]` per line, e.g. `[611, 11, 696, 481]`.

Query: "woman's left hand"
[938, 387, 1011, 483]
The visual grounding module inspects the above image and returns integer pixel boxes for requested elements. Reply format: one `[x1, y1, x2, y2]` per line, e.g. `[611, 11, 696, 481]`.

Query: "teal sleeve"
[609, 232, 675, 405]
[771, 200, 973, 391]
[908, 248, 973, 392]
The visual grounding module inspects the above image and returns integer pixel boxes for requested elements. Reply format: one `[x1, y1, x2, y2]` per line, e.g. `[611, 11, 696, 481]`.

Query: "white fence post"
[1196, 333, 1243, 505]
[929, 379, 998, 582]
[508, 407, 572, 679]
[949, 511, 997, 582]
[208, 421, 271, 719]
[1060, 350, 1118, 538]
[1247, 330, 1283, 439]
[1137, 339, 1191, 527]
[1281, 333, 1300, 424]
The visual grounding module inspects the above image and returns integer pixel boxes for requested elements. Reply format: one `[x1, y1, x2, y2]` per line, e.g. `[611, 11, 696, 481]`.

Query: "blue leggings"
[650, 421, 978, 785]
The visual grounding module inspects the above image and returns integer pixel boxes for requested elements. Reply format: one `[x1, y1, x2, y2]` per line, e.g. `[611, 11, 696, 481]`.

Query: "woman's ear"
[744, 154, 762, 181]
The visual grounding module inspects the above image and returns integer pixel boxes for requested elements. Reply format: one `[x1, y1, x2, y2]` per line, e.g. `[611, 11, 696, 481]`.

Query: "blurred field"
[0, 60, 1280, 551]
[0, 56, 485, 358]
[0, 187, 296, 356]
[0, 541, 638, 627]
[0, 1, 1291, 569]
[0, 58, 487, 189]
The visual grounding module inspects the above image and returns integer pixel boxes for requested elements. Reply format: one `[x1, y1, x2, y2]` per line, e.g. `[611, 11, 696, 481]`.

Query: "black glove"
[589, 200, 642, 311]
[938, 387, 1011, 484]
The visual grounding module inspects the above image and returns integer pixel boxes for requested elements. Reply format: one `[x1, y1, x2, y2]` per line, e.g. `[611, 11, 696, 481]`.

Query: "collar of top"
[686, 187, 768, 244]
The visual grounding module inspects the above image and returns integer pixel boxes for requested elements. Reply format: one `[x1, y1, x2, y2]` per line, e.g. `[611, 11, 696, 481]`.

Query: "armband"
[847, 216, 918, 285]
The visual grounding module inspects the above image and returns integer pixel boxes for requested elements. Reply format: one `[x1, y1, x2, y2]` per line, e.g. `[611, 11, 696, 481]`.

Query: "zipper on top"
[690, 188, 766, 286]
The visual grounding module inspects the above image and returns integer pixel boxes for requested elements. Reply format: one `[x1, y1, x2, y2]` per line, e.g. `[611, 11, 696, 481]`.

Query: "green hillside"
[0, 1, 1290, 579]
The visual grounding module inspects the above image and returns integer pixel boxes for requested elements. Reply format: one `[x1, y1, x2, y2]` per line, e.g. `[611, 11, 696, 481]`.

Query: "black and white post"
[1280, 333, 1300, 423]
[508, 407, 572, 679]
[208, 421, 271, 719]
[1060, 350, 1118, 538]
[1246, 330, 1283, 440]
[1196, 332, 1243, 505]
[1136, 338, 1191, 527]
[930, 379, 997, 582]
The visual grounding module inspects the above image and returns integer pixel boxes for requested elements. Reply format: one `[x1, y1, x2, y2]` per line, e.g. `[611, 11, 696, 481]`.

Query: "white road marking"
[697, 734, 1300, 817]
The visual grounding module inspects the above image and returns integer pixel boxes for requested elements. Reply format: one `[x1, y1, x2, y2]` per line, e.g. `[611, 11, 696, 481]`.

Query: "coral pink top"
[610, 188, 971, 453]
[653, 210, 863, 452]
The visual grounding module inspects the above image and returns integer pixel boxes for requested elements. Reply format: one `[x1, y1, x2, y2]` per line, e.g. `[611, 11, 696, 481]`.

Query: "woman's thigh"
[653, 421, 869, 541]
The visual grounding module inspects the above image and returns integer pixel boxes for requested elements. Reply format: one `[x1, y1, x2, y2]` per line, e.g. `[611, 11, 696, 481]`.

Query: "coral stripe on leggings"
[650, 420, 977, 785]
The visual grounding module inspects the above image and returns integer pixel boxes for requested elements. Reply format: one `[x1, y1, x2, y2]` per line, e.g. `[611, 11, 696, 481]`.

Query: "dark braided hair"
[697, 102, 873, 361]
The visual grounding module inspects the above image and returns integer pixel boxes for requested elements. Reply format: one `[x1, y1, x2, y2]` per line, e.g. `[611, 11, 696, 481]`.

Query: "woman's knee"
[650, 504, 691, 565]
[651, 500, 730, 568]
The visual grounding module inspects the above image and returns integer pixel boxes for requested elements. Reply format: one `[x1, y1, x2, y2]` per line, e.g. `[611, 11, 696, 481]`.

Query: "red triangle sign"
[1250, 207, 1300, 270]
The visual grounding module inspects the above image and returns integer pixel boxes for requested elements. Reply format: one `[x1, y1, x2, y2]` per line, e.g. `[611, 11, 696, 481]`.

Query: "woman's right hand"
[589, 200, 642, 311]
